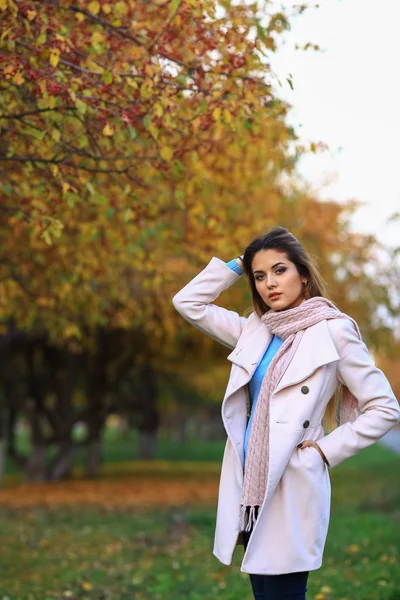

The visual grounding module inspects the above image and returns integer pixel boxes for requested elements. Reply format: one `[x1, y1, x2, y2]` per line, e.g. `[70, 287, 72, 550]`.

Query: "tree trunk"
[24, 444, 46, 483]
[85, 438, 102, 478]
[138, 430, 157, 459]
[47, 440, 76, 481]
[0, 406, 6, 487]
[0, 440, 4, 488]
[136, 364, 159, 459]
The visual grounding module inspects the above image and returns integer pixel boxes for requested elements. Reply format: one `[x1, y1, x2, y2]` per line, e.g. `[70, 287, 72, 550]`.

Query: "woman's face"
[251, 249, 306, 311]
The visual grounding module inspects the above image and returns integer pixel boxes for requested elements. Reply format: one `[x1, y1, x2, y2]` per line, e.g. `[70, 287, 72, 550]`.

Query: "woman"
[172, 227, 400, 600]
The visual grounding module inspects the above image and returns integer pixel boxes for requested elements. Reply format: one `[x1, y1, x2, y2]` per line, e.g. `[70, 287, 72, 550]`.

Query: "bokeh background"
[0, 0, 399, 599]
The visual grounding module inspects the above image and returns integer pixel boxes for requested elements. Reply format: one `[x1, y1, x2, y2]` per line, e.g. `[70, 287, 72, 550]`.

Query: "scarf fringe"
[239, 505, 259, 532]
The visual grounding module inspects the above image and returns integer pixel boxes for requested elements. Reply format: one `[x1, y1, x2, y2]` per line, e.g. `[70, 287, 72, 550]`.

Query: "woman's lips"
[269, 294, 281, 300]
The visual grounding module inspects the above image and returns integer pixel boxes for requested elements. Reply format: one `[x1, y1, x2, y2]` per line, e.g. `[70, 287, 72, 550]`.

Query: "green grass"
[0, 444, 400, 600]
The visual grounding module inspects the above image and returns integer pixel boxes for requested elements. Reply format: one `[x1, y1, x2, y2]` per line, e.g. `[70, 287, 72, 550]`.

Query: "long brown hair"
[241, 226, 340, 432]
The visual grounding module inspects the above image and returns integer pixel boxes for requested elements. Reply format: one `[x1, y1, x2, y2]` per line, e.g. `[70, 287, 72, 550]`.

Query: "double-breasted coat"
[172, 257, 400, 575]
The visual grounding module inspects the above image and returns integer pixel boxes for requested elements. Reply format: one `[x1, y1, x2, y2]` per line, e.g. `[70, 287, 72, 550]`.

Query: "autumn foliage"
[0, 0, 399, 482]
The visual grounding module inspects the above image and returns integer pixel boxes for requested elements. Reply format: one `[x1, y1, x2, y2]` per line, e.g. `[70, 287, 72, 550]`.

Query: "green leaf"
[198, 100, 208, 114]
[256, 23, 266, 41]
[91, 193, 107, 205]
[143, 114, 152, 129]
[76, 99, 87, 114]
[129, 125, 138, 140]
[86, 182, 95, 195]
[102, 70, 113, 85]
[78, 135, 89, 148]
[1, 183, 12, 195]
[168, 0, 181, 20]
[65, 193, 77, 208]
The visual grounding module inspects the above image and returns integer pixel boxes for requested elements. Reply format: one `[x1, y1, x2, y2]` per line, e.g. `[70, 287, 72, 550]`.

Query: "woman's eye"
[255, 268, 285, 281]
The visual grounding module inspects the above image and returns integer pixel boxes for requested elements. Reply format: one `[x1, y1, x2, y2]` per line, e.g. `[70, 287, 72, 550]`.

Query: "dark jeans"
[242, 527, 309, 600]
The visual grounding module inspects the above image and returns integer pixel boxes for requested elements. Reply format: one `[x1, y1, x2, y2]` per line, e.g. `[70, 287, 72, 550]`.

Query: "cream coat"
[172, 257, 400, 575]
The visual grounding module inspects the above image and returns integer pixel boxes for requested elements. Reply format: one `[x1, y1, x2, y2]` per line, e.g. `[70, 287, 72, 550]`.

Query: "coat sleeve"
[317, 318, 400, 469]
[172, 256, 247, 350]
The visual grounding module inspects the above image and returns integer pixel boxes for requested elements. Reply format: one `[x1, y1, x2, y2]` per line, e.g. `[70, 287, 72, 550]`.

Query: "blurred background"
[0, 0, 399, 598]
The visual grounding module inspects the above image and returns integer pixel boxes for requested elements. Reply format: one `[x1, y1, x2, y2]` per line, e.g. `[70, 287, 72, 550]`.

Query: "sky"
[268, 0, 400, 250]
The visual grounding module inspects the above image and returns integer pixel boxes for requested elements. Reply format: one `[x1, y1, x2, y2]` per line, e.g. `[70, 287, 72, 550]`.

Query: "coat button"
[303, 420, 310, 428]
[301, 385, 309, 394]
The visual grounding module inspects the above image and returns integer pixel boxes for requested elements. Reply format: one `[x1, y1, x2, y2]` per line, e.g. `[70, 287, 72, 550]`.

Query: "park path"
[379, 424, 400, 455]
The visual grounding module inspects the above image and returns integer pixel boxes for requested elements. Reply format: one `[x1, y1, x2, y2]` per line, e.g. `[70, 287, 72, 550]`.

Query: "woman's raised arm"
[172, 256, 247, 350]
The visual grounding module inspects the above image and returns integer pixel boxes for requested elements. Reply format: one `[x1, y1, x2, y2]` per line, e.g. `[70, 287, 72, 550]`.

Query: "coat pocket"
[301, 445, 326, 470]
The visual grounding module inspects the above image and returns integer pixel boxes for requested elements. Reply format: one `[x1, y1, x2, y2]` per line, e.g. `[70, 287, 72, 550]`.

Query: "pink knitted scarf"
[239, 295, 361, 532]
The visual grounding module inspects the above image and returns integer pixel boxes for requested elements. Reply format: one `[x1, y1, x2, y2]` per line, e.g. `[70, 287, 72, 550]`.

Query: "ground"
[0, 437, 399, 600]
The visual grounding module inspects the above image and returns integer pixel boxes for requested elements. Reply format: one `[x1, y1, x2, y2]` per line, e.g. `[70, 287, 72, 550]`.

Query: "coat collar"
[227, 313, 340, 394]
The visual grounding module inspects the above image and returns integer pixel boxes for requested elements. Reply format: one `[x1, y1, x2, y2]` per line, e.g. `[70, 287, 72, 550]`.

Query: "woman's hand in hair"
[236, 255, 244, 268]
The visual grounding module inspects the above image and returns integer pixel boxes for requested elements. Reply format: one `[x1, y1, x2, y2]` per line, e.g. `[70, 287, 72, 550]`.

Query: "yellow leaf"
[48, 95, 56, 109]
[102, 123, 115, 136]
[63, 324, 82, 340]
[114, 1, 128, 17]
[126, 77, 138, 89]
[102, 3, 112, 14]
[145, 64, 154, 77]
[91, 31, 105, 45]
[27, 9, 36, 20]
[41, 230, 53, 245]
[153, 103, 164, 117]
[49, 48, 60, 68]
[223, 109, 232, 123]
[160, 146, 173, 161]
[88, 1, 100, 15]
[4, 65, 13, 79]
[12, 71, 24, 85]
[192, 117, 201, 133]
[32, 199, 47, 212]
[0, 0, 8, 11]
[62, 182, 71, 194]
[36, 31, 46, 45]
[52, 129, 61, 142]
[212, 107, 221, 121]
[75, 12, 85, 22]
[1, 26, 14, 40]
[81, 582, 93, 591]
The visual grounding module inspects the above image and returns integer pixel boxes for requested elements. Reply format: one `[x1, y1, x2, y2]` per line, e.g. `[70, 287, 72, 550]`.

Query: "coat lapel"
[227, 316, 340, 394]
[226, 312, 272, 384]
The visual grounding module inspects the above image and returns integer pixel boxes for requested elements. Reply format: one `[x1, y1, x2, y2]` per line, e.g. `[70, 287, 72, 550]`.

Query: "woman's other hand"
[297, 440, 330, 467]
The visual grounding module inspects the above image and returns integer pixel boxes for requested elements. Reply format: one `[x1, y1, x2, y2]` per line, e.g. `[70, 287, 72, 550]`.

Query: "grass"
[0, 441, 399, 600]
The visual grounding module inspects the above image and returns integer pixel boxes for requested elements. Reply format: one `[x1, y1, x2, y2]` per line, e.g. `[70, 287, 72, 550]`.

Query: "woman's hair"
[241, 226, 339, 432]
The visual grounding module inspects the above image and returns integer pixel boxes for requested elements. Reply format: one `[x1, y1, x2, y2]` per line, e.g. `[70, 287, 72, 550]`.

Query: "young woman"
[172, 227, 400, 600]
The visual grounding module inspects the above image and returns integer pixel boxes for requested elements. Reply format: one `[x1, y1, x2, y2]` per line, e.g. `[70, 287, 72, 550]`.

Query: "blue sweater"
[225, 259, 284, 462]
